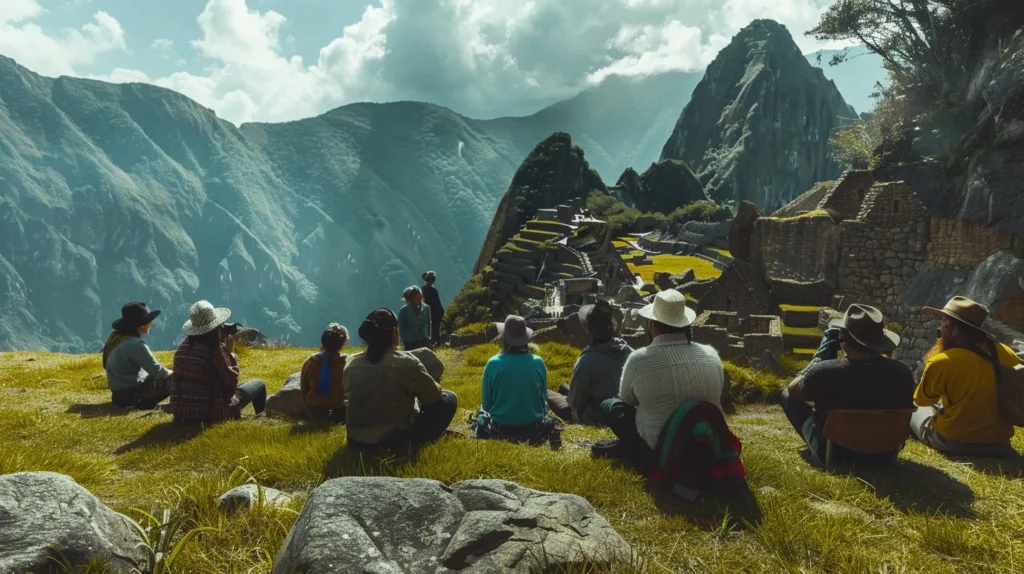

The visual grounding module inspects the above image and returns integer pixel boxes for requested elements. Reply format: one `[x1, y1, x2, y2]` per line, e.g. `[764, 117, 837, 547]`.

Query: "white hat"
[182, 300, 231, 336]
[638, 289, 696, 328]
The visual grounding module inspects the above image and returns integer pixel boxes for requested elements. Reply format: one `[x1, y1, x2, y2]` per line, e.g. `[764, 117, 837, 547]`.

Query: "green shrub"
[455, 322, 492, 336]
[668, 200, 731, 225]
[445, 275, 492, 331]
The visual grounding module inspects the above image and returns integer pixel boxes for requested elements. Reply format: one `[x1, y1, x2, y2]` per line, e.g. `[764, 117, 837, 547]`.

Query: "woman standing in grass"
[299, 323, 349, 423]
[398, 286, 432, 351]
[421, 271, 445, 346]
[475, 315, 561, 448]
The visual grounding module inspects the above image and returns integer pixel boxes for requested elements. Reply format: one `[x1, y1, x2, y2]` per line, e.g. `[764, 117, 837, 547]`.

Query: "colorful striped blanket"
[651, 401, 747, 492]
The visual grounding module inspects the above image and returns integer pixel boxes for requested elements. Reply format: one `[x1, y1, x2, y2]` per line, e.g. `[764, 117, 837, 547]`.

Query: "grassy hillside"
[2, 347, 1022, 572]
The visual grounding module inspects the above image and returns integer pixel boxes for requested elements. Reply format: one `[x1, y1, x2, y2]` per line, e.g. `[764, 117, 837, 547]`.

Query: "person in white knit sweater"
[600, 290, 725, 465]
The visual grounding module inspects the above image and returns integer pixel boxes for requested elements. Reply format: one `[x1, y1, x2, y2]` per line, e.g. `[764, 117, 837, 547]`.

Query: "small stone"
[25, 357, 36, 362]
[218, 484, 293, 511]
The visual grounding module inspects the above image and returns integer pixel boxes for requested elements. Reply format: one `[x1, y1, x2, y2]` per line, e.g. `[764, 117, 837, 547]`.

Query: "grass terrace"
[778, 304, 822, 313]
[628, 254, 722, 285]
[2, 345, 1024, 573]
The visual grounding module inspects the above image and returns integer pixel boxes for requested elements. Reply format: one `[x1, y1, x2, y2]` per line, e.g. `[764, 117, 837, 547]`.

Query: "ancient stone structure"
[691, 311, 784, 359]
[728, 201, 763, 261]
[751, 211, 842, 285]
[698, 260, 771, 318]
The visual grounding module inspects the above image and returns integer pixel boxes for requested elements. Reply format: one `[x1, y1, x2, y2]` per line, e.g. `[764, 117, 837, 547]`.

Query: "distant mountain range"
[0, 30, 882, 351]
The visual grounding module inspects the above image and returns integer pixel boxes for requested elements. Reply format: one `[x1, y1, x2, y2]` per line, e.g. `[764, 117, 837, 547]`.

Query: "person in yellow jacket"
[912, 296, 1019, 458]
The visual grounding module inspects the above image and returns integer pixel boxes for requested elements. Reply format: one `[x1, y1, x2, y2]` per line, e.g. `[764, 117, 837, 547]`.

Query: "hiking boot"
[591, 439, 627, 459]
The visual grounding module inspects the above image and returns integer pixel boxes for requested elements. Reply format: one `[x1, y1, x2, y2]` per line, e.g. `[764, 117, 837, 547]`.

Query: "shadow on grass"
[113, 422, 204, 455]
[808, 453, 978, 519]
[948, 452, 1024, 479]
[647, 480, 763, 531]
[321, 444, 416, 479]
[67, 402, 135, 418]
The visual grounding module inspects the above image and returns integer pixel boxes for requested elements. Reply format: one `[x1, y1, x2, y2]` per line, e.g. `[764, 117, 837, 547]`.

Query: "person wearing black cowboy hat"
[780, 304, 915, 466]
[912, 296, 1020, 458]
[546, 300, 632, 426]
[421, 271, 445, 345]
[102, 302, 172, 409]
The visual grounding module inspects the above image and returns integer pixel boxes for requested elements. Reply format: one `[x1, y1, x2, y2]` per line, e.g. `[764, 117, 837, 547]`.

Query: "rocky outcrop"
[472, 133, 607, 275]
[272, 477, 631, 574]
[613, 160, 709, 214]
[660, 19, 855, 211]
[729, 201, 764, 261]
[0, 472, 147, 573]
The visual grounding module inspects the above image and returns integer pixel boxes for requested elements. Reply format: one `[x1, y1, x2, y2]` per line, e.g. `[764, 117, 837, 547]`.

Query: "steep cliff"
[613, 159, 709, 214]
[472, 133, 606, 275]
[660, 19, 855, 212]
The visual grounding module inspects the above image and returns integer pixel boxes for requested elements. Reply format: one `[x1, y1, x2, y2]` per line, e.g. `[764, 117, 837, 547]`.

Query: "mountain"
[805, 45, 888, 115]
[0, 55, 699, 351]
[613, 160, 709, 214]
[660, 19, 856, 212]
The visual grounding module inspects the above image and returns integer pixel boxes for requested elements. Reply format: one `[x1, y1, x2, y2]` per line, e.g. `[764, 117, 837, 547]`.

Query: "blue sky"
[1, 0, 858, 124]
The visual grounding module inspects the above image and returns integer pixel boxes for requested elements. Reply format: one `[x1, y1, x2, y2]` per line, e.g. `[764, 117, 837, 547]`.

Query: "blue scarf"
[316, 351, 333, 396]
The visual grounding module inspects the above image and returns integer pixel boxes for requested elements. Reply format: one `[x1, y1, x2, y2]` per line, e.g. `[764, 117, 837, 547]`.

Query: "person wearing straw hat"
[102, 302, 172, 409]
[168, 300, 267, 424]
[780, 304, 915, 465]
[912, 296, 1020, 457]
[421, 271, 445, 345]
[474, 315, 561, 448]
[600, 290, 725, 462]
[547, 300, 633, 426]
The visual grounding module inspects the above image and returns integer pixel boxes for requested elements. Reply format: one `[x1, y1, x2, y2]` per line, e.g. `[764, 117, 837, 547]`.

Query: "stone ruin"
[692, 311, 784, 360]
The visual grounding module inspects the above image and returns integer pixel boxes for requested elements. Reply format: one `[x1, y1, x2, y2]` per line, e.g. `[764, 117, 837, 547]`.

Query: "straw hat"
[638, 290, 696, 328]
[182, 300, 231, 336]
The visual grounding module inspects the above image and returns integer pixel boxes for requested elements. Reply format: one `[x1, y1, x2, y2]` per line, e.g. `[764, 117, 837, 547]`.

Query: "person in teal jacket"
[398, 286, 432, 350]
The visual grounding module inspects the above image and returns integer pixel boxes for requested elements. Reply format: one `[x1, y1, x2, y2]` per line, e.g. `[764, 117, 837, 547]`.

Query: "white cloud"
[151, 38, 174, 58]
[0, 1, 125, 77]
[9, 0, 856, 123]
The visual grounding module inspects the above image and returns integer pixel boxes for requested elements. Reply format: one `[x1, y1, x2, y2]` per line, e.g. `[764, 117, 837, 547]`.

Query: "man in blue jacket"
[103, 302, 172, 409]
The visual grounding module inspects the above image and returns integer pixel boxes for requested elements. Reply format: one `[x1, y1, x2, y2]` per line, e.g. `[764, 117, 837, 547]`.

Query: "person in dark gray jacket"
[548, 300, 633, 425]
[102, 302, 172, 409]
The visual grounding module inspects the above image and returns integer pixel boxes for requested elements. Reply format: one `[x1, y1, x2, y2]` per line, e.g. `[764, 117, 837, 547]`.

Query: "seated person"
[547, 300, 632, 425]
[780, 304, 915, 465]
[103, 302, 172, 409]
[912, 296, 1020, 458]
[169, 300, 266, 424]
[397, 286, 432, 351]
[300, 323, 349, 423]
[600, 290, 723, 468]
[343, 308, 457, 449]
[475, 315, 560, 447]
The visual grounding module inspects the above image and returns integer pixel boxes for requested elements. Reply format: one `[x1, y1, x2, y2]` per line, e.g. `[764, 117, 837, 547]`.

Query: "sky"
[0, 0, 855, 125]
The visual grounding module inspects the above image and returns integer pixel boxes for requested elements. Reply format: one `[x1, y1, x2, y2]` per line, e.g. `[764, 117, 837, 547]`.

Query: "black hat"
[579, 300, 621, 340]
[112, 301, 161, 332]
[828, 304, 900, 353]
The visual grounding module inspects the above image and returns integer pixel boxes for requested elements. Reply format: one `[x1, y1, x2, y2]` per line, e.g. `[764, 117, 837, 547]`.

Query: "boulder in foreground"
[272, 477, 631, 573]
[0, 472, 147, 573]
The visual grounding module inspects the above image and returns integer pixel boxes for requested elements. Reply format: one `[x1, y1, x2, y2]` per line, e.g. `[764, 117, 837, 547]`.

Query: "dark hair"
[187, 328, 222, 347]
[957, 321, 991, 346]
[653, 321, 692, 343]
[402, 286, 422, 303]
[358, 308, 398, 364]
[321, 323, 349, 353]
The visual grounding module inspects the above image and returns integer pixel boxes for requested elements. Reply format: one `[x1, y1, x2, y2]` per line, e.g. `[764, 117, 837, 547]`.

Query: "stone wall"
[929, 217, 1012, 268]
[751, 213, 842, 284]
[692, 311, 734, 352]
[890, 309, 939, 374]
[819, 170, 874, 220]
[838, 183, 930, 315]
[768, 278, 834, 307]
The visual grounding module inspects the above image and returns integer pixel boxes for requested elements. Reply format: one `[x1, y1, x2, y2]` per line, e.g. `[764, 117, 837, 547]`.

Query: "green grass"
[455, 322, 492, 336]
[628, 254, 721, 285]
[781, 325, 825, 338]
[762, 209, 832, 222]
[3, 346, 1024, 573]
[779, 304, 822, 313]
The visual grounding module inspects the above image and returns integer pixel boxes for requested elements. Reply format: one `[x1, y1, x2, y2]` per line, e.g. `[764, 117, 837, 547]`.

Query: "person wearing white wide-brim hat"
[597, 289, 725, 464]
[168, 300, 267, 424]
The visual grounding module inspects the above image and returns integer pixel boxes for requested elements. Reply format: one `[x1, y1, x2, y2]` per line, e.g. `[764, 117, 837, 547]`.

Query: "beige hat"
[182, 300, 231, 336]
[638, 289, 696, 328]
[923, 296, 993, 338]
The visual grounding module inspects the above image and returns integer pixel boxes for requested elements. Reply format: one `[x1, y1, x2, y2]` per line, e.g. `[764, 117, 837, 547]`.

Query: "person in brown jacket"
[300, 323, 349, 423]
[343, 307, 458, 449]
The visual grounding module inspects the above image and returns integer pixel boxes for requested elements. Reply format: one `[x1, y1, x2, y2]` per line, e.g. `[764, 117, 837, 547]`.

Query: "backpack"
[956, 340, 1024, 427]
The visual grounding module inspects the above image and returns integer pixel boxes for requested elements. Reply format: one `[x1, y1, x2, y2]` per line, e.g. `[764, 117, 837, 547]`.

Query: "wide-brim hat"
[579, 300, 621, 339]
[829, 303, 900, 353]
[638, 289, 696, 328]
[112, 301, 161, 331]
[923, 296, 994, 338]
[497, 315, 533, 347]
[182, 300, 231, 336]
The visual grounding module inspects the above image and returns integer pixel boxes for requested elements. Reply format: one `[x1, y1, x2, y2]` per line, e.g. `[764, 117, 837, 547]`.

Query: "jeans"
[911, 406, 1015, 458]
[392, 390, 458, 448]
[111, 375, 170, 410]
[235, 379, 267, 415]
[779, 388, 898, 465]
[600, 398, 653, 467]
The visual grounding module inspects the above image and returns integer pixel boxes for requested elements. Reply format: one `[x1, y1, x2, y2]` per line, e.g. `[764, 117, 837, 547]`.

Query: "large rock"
[272, 477, 631, 574]
[408, 347, 444, 382]
[266, 372, 306, 419]
[729, 201, 763, 261]
[0, 472, 148, 573]
[218, 484, 293, 511]
[653, 271, 674, 291]
[613, 159, 709, 214]
[660, 20, 854, 211]
[532, 313, 591, 349]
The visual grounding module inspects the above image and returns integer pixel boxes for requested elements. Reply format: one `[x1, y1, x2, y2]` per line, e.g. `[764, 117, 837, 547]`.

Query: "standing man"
[103, 302, 172, 409]
[912, 297, 1020, 458]
[601, 290, 724, 466]
[422, 271, 445, 346]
